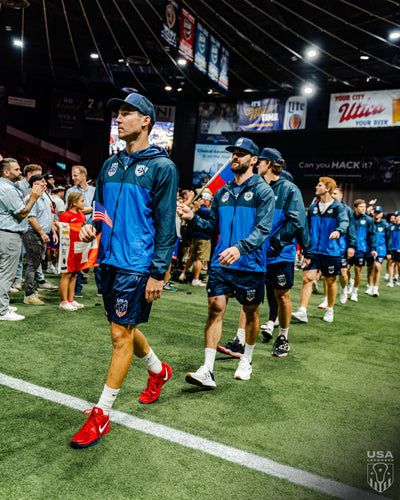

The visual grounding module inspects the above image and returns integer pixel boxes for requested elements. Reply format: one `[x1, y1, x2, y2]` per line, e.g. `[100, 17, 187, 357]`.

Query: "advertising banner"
[208, 35, 220, 83]
[161, 0, 179, 48]
[197, 102, 237, 135]
[328, 89, 400, 128]
[49, 89, 85, 139]
[283, 96, 307, 130]
[194, 22, 208, 75]
[238, 97, 283, 131]
[192, 137, 232, 188]
[178, 8, 195, 63]
[218, 46, 229, 91]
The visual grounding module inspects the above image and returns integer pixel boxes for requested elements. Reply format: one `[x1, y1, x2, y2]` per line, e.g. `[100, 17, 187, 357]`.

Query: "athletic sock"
[299, 306, 307, 313]
[326, 306, 333, 313]
[243, 343, 255, 363]
[279, 328, 289, 339]
[236, 328, 245, 345]
[140, 348, 162, 374]
[353, 287, 358, 294]
[204, 348, 216, 372]
[97, 384, 120, 415]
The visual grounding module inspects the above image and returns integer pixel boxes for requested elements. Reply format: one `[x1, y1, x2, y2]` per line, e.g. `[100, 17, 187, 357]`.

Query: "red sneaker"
[70, 407, 110, 448]
[139, 362, 172, 404]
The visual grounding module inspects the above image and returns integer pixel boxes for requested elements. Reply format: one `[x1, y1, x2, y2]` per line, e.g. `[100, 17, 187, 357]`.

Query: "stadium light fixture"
[165, 85, 173, 91]
[305, 48, 318, 59]
[13, 39, 23, 48]
[303, 84, 314, 95]
[389, 30, 400, 41]
[360, 55, 369, 60]
[177, 58, 187, 66]
[90, 53, 99, 59]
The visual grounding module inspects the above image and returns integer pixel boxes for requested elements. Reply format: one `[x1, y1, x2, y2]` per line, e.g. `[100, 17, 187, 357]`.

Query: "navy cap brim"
[107, 98, 137, 112]
[225, 145, 255, 155]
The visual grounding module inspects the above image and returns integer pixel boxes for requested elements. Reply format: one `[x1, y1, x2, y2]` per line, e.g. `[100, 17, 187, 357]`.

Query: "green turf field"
[1, 269, 399, 500]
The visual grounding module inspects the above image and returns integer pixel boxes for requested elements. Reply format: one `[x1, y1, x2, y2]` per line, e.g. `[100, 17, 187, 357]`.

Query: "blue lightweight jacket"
[337, 202, 357, 256]
[265, 177, 308, 264]
[191, 174, 275, 272]
[373, 219, 392, 257]
[390, 223, 400, 251]
[93, 146, 179, 280]
[307, 198, 349, 257]
[351, 213, 377, 253]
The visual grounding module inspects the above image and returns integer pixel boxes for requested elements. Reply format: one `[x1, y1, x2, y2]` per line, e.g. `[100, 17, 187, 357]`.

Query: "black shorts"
[304, 254, 341, 277]
[265, 261, 294, 290]
[348, 252, 366, 267]
[207, 267, 265, 305]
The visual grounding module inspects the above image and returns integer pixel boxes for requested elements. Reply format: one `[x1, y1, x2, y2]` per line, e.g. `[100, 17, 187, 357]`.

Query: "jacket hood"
[122, 145, 170, 161]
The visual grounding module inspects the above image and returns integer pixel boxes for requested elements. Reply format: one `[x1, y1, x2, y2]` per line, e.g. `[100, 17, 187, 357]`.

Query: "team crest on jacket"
[246, 288, 256, 301]
[277, 274, 286, 287]
[222, 192, 230, 203]
[327, 209, 333, 214]
[108, 163, 118, 176]
[244, 191, 253, 201]
[115, 298, 128, 317]
[378, 227, 383, 232]
[313, 207, 318, 214]
[360, 219, 366, 225]
[135, 164, 149, 176]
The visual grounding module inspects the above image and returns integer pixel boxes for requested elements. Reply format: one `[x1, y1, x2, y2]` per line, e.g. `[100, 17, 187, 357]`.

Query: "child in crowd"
[58, 193, 86, 311]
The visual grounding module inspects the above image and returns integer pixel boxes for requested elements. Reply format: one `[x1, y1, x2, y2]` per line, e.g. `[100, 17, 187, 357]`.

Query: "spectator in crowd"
[22, 174, 58, 305]
[0, 158, 46, 321]
[178, 137, 275, 387]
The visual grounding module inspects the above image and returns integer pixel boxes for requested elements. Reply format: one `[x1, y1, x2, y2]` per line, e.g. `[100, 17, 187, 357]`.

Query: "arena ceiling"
[1, 0, 400, 102]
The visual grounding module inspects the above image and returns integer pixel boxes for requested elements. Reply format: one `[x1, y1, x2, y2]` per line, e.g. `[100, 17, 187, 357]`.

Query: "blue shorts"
[172, 237, 179, 260]
[207, 267, 265, 305]
[101, 265, 152, 325]
[391, 250, 400, 262]
[304, 254, 341, 277]
[47, 231, 59, 250]
[265, 261, 294, 290]
[340, 256, 349, 268]
[366, 255, 385, 266]
[348, 252, 366, 267]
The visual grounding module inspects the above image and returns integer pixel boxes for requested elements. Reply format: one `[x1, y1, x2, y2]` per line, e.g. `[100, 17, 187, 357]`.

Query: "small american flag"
[93, 201, 113, 228]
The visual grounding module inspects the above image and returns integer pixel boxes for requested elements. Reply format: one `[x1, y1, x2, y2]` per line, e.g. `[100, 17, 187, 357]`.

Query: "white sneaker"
[274, 317, 279, 327]
[234, 357, 253, 381]
[9, 306, 18, 312]
[318, 297, 328, 309]
[71, 300, 84, 309]
[59, 302, 78, 311]
[372, 286, 379, 297]
[322, 309, 334, 323]
[347, 278, 354, 295]
[178, 273, 186, 282]
[192, 279, 206, 287]
[339, 286, 348, 304]
[312, 280, 319, 294]
[387, 281, 394, 288]
[24, 294, 44, 305]
[185, 365, 216, 388]
[292, 309, 308, 323]
[261, 320, 274, 335]
[0, 310, 25, 321]
[365, 285, 374, 296]
[384, 273, 390, 280]
[350, 292, 358, 302]
[397, 280, 400, 287]
[37, 281, 58, 291]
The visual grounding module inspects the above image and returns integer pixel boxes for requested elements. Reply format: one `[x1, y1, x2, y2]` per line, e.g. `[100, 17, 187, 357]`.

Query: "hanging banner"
[328, 89, 400, 128]
[178, 8, 195, 63]
[208, 35, 220, 83]
[218, 46, 229, 91]
[161, 0, 179, 48]
[192, 139, 232, 188]
[283, 96, 307, 130]
[238, 97, 283, 131]
[49, 90, 85, 139]
[194, 22, 208, 75]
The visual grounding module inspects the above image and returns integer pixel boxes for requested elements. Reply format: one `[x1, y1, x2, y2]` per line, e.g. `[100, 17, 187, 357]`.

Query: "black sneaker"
[217, 336, 244, 358]
[272, 335, 290, 358]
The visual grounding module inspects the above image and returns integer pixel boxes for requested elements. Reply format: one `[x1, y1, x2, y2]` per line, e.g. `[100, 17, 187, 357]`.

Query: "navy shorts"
[340, 256, 349, 269]
[304, 254, 341, 277]
[391, 250, 400, 262]
[366, 255, 385, 266]
[207, 267, 265, 305]
[47, 231, 59, 250]
[265, 261, 294, 290]
[348, 252, 366, 267]
[101, 265, 152, 325]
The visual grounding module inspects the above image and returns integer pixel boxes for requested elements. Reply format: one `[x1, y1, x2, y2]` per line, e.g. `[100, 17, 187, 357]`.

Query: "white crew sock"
[236, 328, 245, 345]
[353, 287, 358, 294]
[299, 306, 307, 313]
[279, 328, 289, 339]
[204, 348, 216, 372]
[326, 306, 333, 313]
[243, 343, 255, 363]
[97, 384, 120, 415]
[140, 348, 162, 374]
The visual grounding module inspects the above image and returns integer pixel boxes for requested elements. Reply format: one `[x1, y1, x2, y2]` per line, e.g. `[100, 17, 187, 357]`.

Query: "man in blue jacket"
[178, 137, 275, 386]
[70, 93, 179, 449]
[292, 177, 350, 324]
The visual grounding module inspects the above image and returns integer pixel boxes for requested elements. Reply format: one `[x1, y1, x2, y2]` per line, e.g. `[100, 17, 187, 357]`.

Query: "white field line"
[0, 372, 386, 500]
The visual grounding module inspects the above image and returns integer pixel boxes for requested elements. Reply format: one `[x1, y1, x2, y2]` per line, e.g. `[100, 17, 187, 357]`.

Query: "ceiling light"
[207, 89, 213, 95]
[360, 55, 369, 60]
[389, 30, 400, 41]
[165, 85, 172, 91]
[5, 26, 13, 31]
[90, 53, 99, 59]
[306, 48, 318, 59]
[303, 84, 314, 95]
[118, 58, 124, 63]
[244, 88, 256, 93]
[177, 58, 187, 66]
[13, 39, 23, 47]
[177, 87, 183, 92]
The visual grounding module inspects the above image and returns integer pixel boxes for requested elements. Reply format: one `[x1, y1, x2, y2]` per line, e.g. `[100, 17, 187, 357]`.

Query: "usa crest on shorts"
[246, 288, 256, 301]
[328, 265, 335, 274]
[115, 298, 128, 318]
[277, 274, 286, 287]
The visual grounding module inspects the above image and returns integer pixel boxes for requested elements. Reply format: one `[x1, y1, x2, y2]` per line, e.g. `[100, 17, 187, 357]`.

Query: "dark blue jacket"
[93, 146, 179, 280]
[337, 202, 357, 256]
[307, 198, 349, 257]
[192, 204, 212, 240]
[373, 219, 392, 256]
[390, 223, 400, 251]
[352, 213, 376, 253]
[265, 177, 307, 264]
[192, 174, 275, 272]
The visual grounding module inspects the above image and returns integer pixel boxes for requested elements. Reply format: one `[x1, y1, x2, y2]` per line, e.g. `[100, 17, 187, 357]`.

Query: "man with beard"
[178, 137, 275, 387]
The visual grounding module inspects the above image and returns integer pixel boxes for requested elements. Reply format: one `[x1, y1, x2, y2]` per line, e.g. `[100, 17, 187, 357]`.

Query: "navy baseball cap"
[29, 173, 49, 187]
[107, 93, 156, 125]
[259, 147, 283, 163]
[226, 137, 259, 157]
[373, 205, 383, 213]
[395, 210, 400, 216]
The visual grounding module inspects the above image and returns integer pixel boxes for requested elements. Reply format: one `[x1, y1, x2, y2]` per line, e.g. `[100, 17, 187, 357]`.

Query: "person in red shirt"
[58, 193, 86, 311]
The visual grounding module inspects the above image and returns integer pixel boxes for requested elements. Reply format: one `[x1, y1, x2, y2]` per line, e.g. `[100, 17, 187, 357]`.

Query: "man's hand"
[329, 230, 340, 240]
[218, 246, 241, 266]
[347, 247, 355, 259]
[30, 184, 46, 200]
[52, 232, 59, 245]
[301, 257, 311, 268]
[79, 224, 97, 242]
[40, 231, 50, 244]
[145, 277, 164, 302]
[177, 202, 194, 221]
[371, 250, 378, 258]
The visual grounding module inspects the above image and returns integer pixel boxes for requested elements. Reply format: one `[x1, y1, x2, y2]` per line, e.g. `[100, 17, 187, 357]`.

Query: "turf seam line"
[0, 372, 387, 500]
